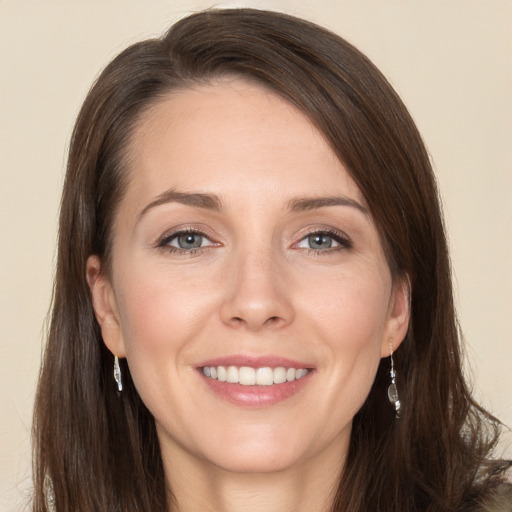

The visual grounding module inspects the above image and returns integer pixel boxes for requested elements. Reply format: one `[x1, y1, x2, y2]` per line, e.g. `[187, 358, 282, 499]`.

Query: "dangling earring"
[387, 340, 401, 418]
[114, 355, 123, 392]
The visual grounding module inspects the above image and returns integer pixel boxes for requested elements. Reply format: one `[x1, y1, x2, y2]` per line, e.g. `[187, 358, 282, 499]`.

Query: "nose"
[219, 247, 294, 332]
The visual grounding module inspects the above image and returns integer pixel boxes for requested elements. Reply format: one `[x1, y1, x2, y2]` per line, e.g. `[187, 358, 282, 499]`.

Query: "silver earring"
[114, 355, 123, 392]
[387, 340, 401, 418]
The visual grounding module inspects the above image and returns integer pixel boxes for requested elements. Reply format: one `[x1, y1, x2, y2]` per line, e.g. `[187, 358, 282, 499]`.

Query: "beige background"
[1, 1, 511, 509]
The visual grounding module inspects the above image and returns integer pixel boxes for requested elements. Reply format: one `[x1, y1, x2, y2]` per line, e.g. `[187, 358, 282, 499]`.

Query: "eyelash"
[295, 227, 352, 254]
[157, 228, 217, 256]
[156, 227, 352, 256]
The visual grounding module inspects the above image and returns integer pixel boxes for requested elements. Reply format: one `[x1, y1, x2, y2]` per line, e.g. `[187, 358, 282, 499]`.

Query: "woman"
[32, 8, 511, 512]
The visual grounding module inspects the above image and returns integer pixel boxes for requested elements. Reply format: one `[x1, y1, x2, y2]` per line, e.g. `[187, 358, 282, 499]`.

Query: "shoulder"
[473, 482, 512, 512]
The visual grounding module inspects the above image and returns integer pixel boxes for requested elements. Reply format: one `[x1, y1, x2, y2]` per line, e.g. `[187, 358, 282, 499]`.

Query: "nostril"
[229, 315, 282, 329]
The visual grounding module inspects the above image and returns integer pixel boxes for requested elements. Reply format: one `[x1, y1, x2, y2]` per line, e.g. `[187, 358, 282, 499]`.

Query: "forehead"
[124, 79, 365, 209]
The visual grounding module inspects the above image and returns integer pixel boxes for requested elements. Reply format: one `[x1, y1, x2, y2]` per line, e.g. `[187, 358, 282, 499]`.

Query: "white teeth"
[286, 368, 296, 382]
[296, 369, 308, 379]
[273, 367, 287, 384]
[226, 366, 239, 384]
[239, 367, 256, 385]
[256, 367, 274, 386]
[202, 365, 309, 385]
[217, 366, 227, 382]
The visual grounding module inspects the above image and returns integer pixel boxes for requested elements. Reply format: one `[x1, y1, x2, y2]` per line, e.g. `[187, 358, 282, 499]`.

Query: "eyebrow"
[138, 189, 368, 220]
[139, 189, 223, 219]
[288, 195, 368, 215]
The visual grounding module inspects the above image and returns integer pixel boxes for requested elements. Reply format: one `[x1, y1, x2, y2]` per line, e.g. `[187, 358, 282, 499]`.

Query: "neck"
[162, 440, 345, 512]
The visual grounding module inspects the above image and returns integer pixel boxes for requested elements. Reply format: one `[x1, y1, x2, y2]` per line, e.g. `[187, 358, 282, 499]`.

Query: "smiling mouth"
[201, 366, 310, 386]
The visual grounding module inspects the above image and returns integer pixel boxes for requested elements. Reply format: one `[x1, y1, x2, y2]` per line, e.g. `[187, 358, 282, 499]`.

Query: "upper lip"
[197, 354, 314, 369]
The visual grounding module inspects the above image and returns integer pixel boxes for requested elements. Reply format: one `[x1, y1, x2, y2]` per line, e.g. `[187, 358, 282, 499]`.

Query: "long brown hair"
[33, 9, 509, 511]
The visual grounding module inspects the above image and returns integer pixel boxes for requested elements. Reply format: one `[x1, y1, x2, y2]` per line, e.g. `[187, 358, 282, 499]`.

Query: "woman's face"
[88, 79, 409, 475]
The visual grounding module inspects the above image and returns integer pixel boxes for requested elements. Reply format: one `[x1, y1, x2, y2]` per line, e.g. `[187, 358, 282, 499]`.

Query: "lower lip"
[200, 372, 313, 407]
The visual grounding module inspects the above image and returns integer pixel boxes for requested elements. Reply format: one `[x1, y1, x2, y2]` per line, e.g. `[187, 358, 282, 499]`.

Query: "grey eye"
[174, 233, 204, 249]
[307, 234, 333, 250]
[296, 230, 350, 252]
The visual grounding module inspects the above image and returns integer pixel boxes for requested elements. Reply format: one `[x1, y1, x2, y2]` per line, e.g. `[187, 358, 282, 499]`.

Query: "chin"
[195, 421, 343, 475]
[206, 446, 305, 474]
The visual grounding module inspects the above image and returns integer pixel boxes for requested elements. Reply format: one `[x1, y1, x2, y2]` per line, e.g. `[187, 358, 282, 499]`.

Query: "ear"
[86, 255, 126, 358]
[380, 275, 411, 357]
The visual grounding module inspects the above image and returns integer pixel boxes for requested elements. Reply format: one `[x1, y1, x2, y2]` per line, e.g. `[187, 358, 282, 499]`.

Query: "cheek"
[113, 262, 218, 374]
[297, 267, 391, 409]
[301, 265, 391, 346]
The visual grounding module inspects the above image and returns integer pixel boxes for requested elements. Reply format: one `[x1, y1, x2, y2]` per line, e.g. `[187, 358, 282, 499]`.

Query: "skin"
[87, 79, 410, 512]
